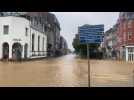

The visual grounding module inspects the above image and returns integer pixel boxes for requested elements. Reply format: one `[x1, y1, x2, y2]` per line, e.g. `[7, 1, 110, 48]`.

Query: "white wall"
[30, 29, 47, 57]
[0, 16, 47, 59]
[0, 16, 30, 59]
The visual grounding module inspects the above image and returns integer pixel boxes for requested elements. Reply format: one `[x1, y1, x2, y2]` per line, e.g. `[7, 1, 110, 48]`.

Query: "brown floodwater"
[0, 54, 88, 87]
[91, 60, 134, 87]
[0, 54, 134, 87]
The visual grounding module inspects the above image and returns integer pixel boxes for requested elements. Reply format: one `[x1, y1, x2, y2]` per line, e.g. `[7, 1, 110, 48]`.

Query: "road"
[0, 54, 88, 87]
[91, 60, 134, 87]
[0, 54, 134, 87]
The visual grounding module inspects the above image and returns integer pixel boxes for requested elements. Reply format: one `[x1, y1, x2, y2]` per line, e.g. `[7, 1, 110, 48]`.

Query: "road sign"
[78, 24, 104, 87]
[80, 39, 102, 44]
[79, 24, 104, 33]
[79, 29, 104, 33]
[79, 35, 104, 44]
[79, 24, 104, 44]
[79, 35, 104, 39]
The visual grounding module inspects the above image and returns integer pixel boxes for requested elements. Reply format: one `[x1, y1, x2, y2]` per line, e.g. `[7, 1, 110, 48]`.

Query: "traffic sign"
[80, 39, 102, 44]
[78, 24, 104, 87]
[79, 34, 104, 44]
[79, 24, 104, 44]
[79, 35, 104, 39]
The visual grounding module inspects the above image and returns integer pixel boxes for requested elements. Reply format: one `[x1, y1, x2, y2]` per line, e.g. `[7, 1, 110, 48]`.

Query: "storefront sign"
[13, 38, 22, 41]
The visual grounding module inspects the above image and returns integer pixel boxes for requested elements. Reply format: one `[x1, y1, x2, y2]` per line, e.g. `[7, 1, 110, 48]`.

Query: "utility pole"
[87, 44, 90, 87]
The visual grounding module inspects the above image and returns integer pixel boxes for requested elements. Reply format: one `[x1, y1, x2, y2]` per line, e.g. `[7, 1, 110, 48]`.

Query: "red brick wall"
[116, 19, 134, 49]
[126, 20, 134, 45]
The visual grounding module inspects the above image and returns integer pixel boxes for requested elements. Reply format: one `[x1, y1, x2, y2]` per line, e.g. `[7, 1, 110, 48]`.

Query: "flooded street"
[0, 54, 88, 87]
[91, 60, 134, 87]
[0, 54, 134, 87]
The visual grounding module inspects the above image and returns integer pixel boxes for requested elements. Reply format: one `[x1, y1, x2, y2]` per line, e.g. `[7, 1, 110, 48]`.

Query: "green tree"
[72, 36, 100, 58]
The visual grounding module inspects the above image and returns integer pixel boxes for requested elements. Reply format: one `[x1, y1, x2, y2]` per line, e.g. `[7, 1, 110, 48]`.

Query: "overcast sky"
[51, 12, 119, 51]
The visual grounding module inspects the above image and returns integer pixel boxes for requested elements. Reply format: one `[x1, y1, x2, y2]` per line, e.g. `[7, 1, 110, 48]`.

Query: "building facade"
[0, 12, 47, 60]
[103, 25, 117, 59]
[115, 12, 134, 61]
[46, 13, 61, 57]
[103, 12, 134, 61]
[59, 36, 68, 55]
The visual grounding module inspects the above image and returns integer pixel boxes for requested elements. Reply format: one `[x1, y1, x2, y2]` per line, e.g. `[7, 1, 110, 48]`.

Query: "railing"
[31, 51, 47, 57]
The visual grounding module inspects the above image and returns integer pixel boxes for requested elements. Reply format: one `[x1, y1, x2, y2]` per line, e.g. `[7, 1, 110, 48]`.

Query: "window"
[34, 17, 37, 26]
[128, 48, 133, 53]
[38, 36, 40, 51]
[123, 32, 126, 41]
[25, 27, 28, 36]
[128, 32, 132, 40]
[123, 23, 126, 30]
[32, 34, 35, 51]
[42, 37, 45, 51]
[128, 20, 132, 29]
[3, 25, 9, 34]
[42, 24, 45, 32]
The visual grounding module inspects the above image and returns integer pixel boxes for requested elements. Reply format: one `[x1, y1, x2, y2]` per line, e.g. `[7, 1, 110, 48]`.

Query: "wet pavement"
[0, 54, 134, 87]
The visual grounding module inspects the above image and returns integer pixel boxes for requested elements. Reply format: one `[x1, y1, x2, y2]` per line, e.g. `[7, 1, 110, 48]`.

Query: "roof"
[25, 12, 60, 30]
[119, 12, 134, 20]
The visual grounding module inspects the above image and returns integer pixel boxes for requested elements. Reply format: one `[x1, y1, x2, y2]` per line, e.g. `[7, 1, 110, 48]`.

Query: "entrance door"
[12, 43, 22, 60]
[2, 42, 9, 59]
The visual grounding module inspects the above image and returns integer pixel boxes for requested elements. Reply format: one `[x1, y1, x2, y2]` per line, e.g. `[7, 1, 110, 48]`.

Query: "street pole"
[87, 43, 90, 87]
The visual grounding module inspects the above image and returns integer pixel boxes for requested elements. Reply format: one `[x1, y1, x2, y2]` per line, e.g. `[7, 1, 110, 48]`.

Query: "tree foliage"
[72, 36, 101, 58]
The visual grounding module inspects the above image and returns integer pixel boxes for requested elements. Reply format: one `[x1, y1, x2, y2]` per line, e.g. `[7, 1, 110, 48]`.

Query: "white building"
[0, 14, 47, 60]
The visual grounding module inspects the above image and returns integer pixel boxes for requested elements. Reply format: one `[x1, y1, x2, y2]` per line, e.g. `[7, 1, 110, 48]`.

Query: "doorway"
[12, 43, 22, 60]
[2, 42, 9, 60]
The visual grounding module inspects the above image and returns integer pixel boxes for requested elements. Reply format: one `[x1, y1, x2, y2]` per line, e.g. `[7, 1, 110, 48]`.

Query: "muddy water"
[91, 60, 134, 87]
[0, 54, 134, 87]
[0, 54, 88, 87]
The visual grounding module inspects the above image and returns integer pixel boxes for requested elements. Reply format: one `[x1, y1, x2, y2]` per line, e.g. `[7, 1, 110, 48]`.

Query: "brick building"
[115, 12, 134, 61]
